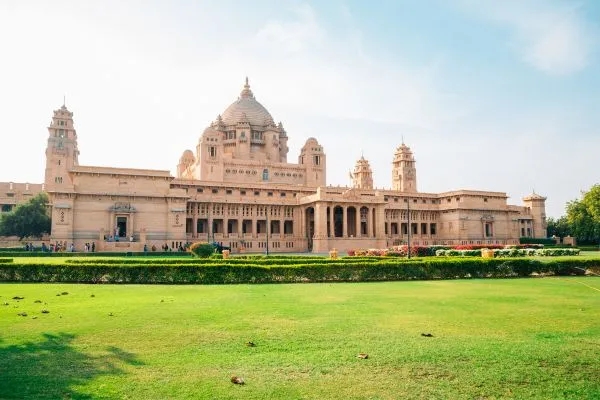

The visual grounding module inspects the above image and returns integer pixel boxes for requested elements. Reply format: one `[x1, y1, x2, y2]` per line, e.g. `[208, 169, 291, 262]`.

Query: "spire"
[401, 134, 404, 145]
[240, 77, 254, 99]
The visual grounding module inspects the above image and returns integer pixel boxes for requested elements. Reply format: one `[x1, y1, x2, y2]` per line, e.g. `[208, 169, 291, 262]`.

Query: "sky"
[0, 0, 598, 218]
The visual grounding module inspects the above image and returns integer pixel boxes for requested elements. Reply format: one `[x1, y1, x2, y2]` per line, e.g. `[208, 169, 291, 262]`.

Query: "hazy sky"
[1, 0, 599, 218]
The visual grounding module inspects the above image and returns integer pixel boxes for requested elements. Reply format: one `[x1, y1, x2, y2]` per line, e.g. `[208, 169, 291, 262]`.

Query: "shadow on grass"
[0, 333, 144, 399]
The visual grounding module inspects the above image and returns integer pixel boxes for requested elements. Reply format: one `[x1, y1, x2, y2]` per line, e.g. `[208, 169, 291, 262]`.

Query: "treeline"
[547, 184, 600, 244]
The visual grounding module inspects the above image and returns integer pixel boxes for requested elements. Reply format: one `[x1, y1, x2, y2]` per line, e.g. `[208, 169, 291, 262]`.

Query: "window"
[208, 146, 216, 157]
[267, 192, 273, 197]
[484, 198, 488, 202]
[314, 155, 320, 165]
[280, 193, 286, 197]
[262, 169, 269, 181]
[226, 190, 232, 195]
[197, 188, 203, 193]
[1, 204, 12, 212]
[240, 190, 246, 195]
[211, 189, 218, 194]
[430, 223, 437, 235]
[485, 222, 493, 237]
[254, 191, 260, 196]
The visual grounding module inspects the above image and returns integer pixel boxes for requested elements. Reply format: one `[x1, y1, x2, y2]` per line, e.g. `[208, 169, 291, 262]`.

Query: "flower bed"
[435, 248, 580, 257]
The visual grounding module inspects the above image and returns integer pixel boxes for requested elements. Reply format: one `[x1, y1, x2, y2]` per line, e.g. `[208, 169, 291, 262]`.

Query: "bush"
[189, 242, 217, 257]
[0, 258, 13, 264]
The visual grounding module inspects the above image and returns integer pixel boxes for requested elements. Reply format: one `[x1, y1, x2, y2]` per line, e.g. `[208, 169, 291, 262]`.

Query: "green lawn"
[1, 278, 599, 399]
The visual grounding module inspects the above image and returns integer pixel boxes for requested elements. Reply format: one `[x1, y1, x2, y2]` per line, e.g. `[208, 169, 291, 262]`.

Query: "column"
[192, 207, 197, 239]
[329, 206, 334, 237]
[342, 206, 348, 238]
[238, 218, 243, 236]
[356, 206, 361, 238]
[315, 202, 326, 238]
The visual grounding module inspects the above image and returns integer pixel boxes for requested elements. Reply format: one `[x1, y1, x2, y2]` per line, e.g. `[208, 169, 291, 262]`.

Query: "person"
[129, 235, 134, 242]
[91, 242, 95, 252]
[70, 243, 75, 252]
[143, 244, 148, 255]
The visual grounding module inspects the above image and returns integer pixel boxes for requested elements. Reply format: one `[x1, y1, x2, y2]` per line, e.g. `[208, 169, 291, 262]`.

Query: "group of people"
[25, 241, 96, 253]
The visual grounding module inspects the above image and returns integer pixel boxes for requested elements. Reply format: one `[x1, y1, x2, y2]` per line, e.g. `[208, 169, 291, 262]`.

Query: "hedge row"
[0, 258, 13, 264]
[0, 258, 596, 284]
[0, 251, 190, 258]
[436, 248, 581, 257]
[519, 237, 556, 245]
[64, 256, 413, 266]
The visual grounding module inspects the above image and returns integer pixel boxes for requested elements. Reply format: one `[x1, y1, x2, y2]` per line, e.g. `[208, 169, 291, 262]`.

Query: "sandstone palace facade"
[0, 79, 547, 253]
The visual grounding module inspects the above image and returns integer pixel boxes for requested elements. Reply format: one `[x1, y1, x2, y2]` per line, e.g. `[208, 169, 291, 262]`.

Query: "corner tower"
[44, 103, 79, 190]
[350, 155, 373, 189]
[523, 192, 547, 238]
[392, 142, 417, 192]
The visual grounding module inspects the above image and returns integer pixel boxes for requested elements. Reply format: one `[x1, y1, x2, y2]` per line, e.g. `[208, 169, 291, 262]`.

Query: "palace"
[0, 78, 547, 252]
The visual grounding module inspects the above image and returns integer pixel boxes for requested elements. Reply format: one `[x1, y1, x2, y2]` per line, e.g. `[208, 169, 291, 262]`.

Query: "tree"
[0, 193, 51, 239]
[546, 216, 571, 238]
[566, 185, 600, 244]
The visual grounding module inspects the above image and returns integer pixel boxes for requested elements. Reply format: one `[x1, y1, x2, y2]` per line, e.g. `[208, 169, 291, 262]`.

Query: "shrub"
[0, 258, 13, 264]
[189, 242, 216, 258]
[519, 237, 556, 245]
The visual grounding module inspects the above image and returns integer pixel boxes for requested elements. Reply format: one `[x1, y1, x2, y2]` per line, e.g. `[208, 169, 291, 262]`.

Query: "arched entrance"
[334, 206, 343, 237]
[347, 206, 357, 237]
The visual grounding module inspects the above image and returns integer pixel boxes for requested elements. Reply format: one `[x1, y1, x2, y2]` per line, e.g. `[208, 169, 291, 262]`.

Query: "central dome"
[220, 78, 274, 126]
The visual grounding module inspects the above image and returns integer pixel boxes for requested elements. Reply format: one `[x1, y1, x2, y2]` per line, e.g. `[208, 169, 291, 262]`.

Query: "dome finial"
[240, 76, 253, 99]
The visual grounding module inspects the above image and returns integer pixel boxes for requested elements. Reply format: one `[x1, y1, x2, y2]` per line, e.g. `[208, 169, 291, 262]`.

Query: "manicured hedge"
[0, 258, 13, 264]
[0, 257, 596, 284]
[520, 237, 556, 245]
[0, 251, 190, 257]
[63, 256, 403, 266]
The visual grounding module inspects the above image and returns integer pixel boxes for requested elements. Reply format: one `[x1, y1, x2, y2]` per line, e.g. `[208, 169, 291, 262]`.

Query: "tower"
[523, 192, 547, 238]
[350, 155, 373, 189]
[392, 142, 417, 192]
[44, 103, 79, 190]
[299, 137, 326, 187]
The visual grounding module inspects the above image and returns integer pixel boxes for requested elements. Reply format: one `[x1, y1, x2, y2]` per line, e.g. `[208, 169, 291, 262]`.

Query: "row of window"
[386, 222, 437, 236]
[197, 187, 299, 198]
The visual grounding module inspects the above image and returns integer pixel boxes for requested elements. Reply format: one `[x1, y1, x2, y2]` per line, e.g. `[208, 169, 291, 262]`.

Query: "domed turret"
[177, 149, 196, 179]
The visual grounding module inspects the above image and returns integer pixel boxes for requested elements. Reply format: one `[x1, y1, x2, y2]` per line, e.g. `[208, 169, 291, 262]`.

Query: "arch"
[305, 207, 315, 251]
[360, 206, 369, 236]
[347, 206, 357, 237]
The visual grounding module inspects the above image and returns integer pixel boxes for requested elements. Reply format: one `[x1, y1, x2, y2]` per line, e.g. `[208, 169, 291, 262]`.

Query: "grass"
[1, 278, 599, 399]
